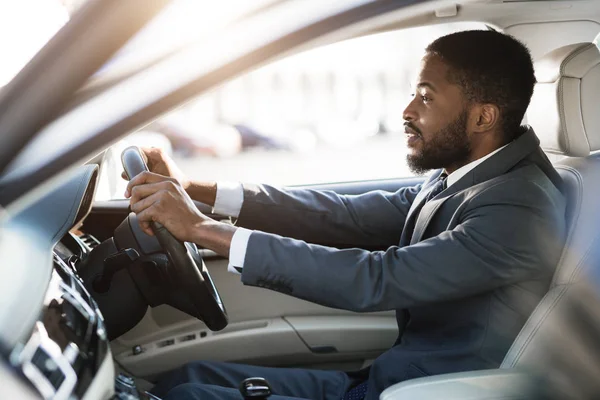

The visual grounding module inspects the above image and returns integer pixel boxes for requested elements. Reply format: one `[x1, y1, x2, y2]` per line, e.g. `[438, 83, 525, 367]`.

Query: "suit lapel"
[398, 192, 427, 246]
[407, 127, 542, 245]
[399, 171, 443, 246]
[410, 197, 447, 245]
[409, 173, 475, 244]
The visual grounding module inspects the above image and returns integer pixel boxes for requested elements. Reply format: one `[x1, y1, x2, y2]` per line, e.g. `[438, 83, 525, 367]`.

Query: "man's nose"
[402, 97, 418, 121]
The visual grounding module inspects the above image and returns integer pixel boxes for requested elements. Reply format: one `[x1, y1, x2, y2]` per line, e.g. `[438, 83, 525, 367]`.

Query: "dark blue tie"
[425, 173, 447, 202]
[342, 381, 368, 400]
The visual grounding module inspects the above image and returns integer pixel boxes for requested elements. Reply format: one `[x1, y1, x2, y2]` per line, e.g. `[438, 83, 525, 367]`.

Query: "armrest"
[380, 369, 532, 400]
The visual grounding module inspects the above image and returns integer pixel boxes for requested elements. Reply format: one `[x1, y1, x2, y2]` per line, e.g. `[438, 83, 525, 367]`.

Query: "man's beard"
[406, 110, 471, 175]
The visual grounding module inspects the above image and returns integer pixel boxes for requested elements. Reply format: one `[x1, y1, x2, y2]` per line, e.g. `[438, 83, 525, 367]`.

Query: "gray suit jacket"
[236, 127, 566, 400]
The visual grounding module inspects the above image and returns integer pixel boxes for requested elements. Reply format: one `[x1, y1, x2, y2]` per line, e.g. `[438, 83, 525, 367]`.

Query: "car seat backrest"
[501, 42, 600, 368]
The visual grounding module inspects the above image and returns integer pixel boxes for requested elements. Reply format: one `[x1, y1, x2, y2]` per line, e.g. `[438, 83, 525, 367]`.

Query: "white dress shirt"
[216, 144, 508, 275]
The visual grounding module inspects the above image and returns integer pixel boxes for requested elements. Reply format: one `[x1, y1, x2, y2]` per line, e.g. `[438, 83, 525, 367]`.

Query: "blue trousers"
[150, 360, 355, 400]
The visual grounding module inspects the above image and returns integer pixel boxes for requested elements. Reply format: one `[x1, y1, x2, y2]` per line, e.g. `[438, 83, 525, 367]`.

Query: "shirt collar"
[445, 144, 508, 188]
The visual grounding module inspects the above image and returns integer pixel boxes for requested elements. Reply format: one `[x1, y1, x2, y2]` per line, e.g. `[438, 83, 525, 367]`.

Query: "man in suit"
[125, 30, 566, 400]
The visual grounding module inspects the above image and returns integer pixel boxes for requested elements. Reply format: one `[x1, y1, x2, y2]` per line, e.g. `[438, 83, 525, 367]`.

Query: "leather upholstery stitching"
[560, 43, 594, 77]
[552, 165, 583, 286]
[556, 43, 594, 155]
[501, 285, 568, 368]
[578, 79, 592, 153]
[557, 77, 570, 154]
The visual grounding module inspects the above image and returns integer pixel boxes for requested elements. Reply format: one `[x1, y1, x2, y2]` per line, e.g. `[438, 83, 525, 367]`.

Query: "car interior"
[1, 0, 600, 399]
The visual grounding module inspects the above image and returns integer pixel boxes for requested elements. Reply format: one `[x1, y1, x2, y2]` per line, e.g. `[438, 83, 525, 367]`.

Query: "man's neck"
[445, 137, 506, 175]
[443, 143, 509, 187]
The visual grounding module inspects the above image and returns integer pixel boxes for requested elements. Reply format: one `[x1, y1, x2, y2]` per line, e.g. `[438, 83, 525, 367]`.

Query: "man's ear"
[469, 103, 500, 133]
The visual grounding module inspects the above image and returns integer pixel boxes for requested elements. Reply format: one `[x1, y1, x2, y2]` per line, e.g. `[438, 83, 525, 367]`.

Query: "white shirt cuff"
[213, 181, 244, 218]
[227, 227, 253, 275]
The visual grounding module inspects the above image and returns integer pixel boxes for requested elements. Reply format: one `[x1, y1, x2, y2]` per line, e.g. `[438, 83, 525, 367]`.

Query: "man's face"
[403, 54, 472, 175]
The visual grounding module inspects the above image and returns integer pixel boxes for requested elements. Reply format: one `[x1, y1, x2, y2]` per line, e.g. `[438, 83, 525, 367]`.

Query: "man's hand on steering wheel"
[125, 172, 210, 242]
[123, 147, 219, 208]
[122, 147, 190, 192]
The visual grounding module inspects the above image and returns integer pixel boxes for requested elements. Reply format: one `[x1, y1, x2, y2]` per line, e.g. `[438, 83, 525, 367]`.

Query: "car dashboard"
[12, 245, 110, 399]
[0, 165, 146, 400]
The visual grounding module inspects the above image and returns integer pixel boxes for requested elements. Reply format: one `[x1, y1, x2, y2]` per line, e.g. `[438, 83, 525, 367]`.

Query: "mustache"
[404, 121, 422, 136]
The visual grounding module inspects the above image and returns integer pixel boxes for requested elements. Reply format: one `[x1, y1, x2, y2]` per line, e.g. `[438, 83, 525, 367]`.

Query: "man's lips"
[404, 126, 421, 138]
[404, 124, 422, 147]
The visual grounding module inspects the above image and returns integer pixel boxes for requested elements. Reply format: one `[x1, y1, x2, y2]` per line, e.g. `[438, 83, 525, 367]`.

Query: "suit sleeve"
[236, 183, 422, 248]
[240, 180, 566, 312]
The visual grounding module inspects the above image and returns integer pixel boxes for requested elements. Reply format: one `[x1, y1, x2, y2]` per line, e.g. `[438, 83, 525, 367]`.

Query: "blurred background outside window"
[99, 20, 485, 200]
[0, 0, 483, 200]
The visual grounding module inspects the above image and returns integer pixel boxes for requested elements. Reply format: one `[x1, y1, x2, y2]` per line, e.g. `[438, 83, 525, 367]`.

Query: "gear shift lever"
[239, 377, 272, 400]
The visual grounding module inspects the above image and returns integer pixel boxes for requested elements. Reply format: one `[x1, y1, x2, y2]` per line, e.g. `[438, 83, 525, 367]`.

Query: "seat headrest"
[529, 43, 600, 157]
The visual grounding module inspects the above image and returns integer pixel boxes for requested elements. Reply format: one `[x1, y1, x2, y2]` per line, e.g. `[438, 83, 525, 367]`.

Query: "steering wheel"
[121, 146, 228, 331]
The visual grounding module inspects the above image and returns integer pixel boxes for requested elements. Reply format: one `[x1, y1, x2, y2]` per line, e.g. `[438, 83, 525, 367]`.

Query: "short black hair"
[426, 30, 535, 141]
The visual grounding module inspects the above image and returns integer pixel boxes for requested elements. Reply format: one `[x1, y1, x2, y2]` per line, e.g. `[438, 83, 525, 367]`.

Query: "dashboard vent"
[79, 233, 100, 250]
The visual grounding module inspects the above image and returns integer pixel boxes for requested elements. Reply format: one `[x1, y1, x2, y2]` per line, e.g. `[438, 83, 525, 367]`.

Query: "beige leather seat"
[380, 42, 600, 400]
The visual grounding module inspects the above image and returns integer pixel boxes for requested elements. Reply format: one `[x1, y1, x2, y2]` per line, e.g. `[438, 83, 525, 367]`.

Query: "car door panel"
[112, 314, 399, 378]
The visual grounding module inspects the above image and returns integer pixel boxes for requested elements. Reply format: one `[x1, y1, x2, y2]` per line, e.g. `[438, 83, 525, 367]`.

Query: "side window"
[96, 22, 485, 201]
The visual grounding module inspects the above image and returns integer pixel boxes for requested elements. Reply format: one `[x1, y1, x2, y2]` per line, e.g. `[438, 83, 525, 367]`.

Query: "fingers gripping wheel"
[121, 146, 228, 331]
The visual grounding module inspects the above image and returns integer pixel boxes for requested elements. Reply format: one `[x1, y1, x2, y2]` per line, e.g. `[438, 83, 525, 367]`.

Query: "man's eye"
[421, 95, 431, 103]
